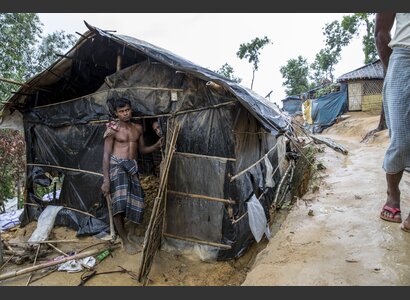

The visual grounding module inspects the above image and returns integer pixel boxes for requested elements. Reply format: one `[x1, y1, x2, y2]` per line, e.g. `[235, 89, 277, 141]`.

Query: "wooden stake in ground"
[26, 244, 40, 286]
[138, 121, 181, 284]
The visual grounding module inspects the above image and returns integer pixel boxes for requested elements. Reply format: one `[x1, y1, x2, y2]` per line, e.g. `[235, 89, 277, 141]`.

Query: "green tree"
[310, 49, 335, 86]
[0, 129, 25, 209]
[236, 36, 271, 90]
[215, 63, 242, 83]
[0, 13, 75, 104]
[0, 13, 42, 102]
[33, 30, 76, 76]
[317, 20, 352, 83]
[341, 13, 377, 64]
[0, 13, 75, 206]
[280, 56, 311, 96]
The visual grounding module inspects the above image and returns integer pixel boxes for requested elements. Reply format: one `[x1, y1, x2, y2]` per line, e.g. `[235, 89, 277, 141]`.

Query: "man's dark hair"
[114, 98, 131, 110]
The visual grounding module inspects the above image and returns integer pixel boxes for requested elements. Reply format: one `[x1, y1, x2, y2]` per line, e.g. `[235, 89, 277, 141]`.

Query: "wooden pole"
[105, 194, 116, 242]
[26, 244, 40, 286]
[163, 233, 231, 249]
[0, 247, 108, 282]
[167, 190, 236, 205]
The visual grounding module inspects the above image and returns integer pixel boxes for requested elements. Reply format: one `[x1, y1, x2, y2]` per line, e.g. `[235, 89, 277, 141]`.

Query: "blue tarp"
[282, 97, 302, 116]
[308, 83, 348, 133]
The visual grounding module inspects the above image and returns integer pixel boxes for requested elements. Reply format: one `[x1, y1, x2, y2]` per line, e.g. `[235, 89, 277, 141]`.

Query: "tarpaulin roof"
[2, 22, 289, 136]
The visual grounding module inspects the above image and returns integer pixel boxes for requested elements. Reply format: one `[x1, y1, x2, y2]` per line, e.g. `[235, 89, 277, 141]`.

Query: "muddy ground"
[0, 175, 290, 286]
[243, 111, 410, 286]
[3, 111, 406, 286]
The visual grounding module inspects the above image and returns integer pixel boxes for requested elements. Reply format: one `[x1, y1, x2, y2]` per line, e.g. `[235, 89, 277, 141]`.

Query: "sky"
[38, 13, 371, 106]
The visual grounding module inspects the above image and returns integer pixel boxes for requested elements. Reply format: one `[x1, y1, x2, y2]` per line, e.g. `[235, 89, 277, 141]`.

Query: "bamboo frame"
[26, 163, 103, 177]
[167, 190, 235, 205]
[173, 151, 236, 162]
[163, 233, 231, 249]
[230, 143, 279, 182]
[24, 203, 96, 219]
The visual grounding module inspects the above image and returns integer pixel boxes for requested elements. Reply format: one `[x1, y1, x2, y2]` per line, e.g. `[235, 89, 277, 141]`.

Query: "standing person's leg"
[380, 171, 403, 222]
[113, 213, 137, 255]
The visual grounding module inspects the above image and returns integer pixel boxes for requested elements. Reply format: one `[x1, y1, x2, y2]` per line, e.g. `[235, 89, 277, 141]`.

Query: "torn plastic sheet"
[264, 156, 275, 188]
[57, 256, 96, 273]
[28, 205, 64, 244]
[247, 195, 271, 243]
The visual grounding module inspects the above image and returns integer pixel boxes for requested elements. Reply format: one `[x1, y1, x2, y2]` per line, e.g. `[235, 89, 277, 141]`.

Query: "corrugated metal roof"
[337, 59, 384, 82]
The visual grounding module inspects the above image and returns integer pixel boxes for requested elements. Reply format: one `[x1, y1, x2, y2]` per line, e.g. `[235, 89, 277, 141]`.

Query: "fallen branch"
[309, 135, 348, 155]
[0, 247, 112, 282]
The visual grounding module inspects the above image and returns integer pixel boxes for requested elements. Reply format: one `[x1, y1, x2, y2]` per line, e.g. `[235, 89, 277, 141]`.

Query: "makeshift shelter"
[302, 83, 348, 133]
[0, 22, 295, 261]
[281, 96, 303, 116]
[337, 59, 384, 112]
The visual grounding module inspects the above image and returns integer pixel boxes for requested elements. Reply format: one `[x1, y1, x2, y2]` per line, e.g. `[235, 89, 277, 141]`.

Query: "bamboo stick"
[163, 233, 231, 249]
[173, 151, 236, 162]
[167, 190, 235, 204]
[105, 194, 116, 242]
[8, 239, 93, 245]
[24, 203, 96, 218]
[26, 163, 103, 177]
[0, 247, 107, 282]
[26, 244, 40, 286]
[230, 143, 279, 182]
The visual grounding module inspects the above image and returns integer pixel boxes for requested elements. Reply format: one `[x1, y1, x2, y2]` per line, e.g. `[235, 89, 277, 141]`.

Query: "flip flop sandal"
[380, 204, 402, 223]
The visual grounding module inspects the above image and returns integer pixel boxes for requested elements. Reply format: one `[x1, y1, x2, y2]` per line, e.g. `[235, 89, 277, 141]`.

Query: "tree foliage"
[341, 13, 377, 64]
[0, 13, 75, 206]
[215, 63, 242, 83]
[280, 56, 312, 96]
[0, 129, 25, 208]
[0, 13, 75, 104]
[236, 36, 271, 89]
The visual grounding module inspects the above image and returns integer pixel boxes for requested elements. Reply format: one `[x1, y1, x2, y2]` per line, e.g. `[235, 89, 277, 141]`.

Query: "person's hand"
[156, 137, 164, 150]
[101, 181, 110, 197]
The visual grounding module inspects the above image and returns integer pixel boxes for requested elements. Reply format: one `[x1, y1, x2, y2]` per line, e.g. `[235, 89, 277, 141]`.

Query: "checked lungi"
[383, 47, 410, 174]
[109, 155, 145, 224]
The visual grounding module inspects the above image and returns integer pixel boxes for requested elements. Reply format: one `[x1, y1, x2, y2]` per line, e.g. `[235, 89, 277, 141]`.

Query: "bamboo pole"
[230, 143, 279, 182]
[162, 233, 231, 249]
[26, 163, 103, 177]
[26, 244, 40, 286]
[167, 190, 235, 205]
[105, 194, 116, 242]
[0, 247, 107, 282]
[24, 203, 96, 218]
[173, 151, 236, 162]
[8, 239, 93, 245]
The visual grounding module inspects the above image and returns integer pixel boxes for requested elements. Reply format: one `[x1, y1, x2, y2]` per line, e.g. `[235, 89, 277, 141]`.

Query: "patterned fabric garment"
[383, 47, 410, 174]
[109, 155, 145, 224]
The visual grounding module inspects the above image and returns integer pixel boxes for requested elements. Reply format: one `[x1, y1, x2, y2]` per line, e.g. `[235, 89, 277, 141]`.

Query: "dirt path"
[242, 112, 410, 286]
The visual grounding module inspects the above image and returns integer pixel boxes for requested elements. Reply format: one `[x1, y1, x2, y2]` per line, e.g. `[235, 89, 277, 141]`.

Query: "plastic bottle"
[96, 249, 111, 262]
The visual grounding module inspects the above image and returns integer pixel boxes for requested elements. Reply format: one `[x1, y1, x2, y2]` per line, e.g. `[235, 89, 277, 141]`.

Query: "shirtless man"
[101, 98, 162, 254]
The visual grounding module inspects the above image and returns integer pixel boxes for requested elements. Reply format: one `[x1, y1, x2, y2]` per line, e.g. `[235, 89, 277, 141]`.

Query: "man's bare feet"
[122, 238, 139, 255]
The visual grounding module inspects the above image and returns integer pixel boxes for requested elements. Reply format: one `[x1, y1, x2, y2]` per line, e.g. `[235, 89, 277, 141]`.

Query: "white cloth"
[389, 13, 410, 49]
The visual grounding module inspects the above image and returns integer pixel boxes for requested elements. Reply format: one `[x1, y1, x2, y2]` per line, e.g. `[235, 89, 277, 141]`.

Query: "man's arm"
[137, 124, 163, 154]
[375, 13, 396, 73]
[101, 135, 114, 196]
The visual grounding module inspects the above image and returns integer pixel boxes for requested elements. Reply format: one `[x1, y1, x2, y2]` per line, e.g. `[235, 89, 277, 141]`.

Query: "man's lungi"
[109, 155, 145, 224]
[383, 47, 410, 174]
